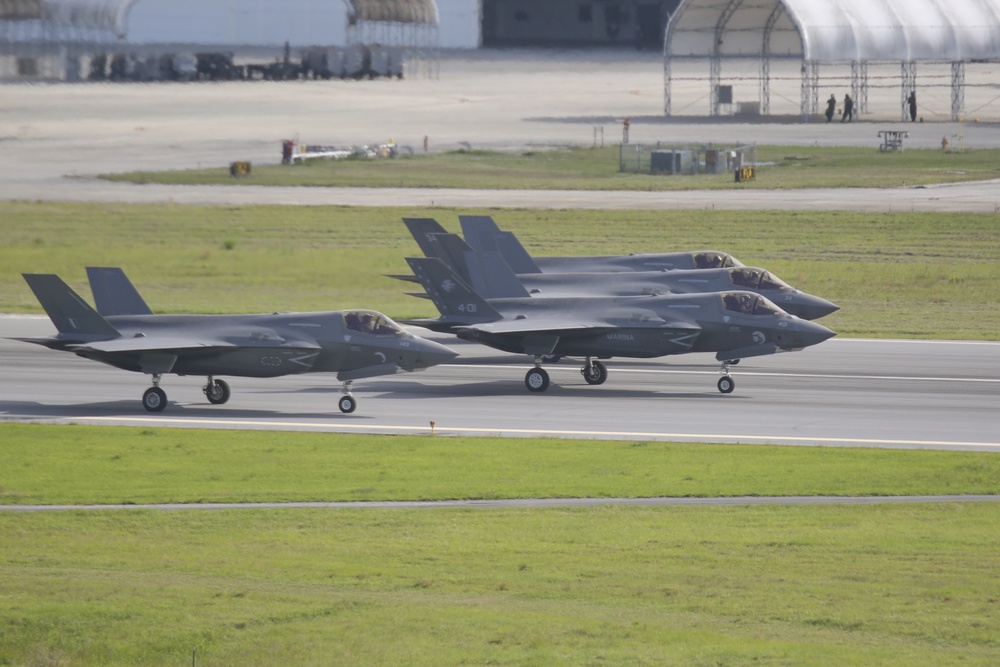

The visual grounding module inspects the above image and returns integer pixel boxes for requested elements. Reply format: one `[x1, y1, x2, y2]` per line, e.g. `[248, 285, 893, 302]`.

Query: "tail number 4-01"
[457, 303, 478, 313]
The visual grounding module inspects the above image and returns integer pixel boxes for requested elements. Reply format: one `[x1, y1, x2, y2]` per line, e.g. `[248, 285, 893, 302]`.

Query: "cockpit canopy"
[343, 310, 405, 336]
[693, 252, 742, 269]
[722, 293, 785, 316]
[729, 268, 790, 291]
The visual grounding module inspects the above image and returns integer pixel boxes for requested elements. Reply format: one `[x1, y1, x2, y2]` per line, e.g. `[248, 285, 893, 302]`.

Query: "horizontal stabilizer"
[385, 273, 421, 283]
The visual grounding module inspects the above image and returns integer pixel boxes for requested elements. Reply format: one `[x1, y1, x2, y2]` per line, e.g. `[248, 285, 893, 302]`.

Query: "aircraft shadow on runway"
[366, 378, 741, 401]
[0, 399, 383, 421]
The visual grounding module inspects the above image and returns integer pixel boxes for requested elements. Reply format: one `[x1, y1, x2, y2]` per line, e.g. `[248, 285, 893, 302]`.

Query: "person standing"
[825, 94, 837, 122]
[907, 91, 917, 122]
[841, 94, 854, 122]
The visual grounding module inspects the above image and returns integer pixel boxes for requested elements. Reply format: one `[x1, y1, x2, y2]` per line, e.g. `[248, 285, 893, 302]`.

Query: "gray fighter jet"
[403, 257, 835, 394]
[14, 272, 457, 413]
[400, 231, 839, 321]
[404, 216, 744, 273]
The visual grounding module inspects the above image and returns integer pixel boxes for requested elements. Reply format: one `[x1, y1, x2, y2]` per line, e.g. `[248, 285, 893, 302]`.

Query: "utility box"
[650, 150, 679, 173]
[650, 150, 694, 174]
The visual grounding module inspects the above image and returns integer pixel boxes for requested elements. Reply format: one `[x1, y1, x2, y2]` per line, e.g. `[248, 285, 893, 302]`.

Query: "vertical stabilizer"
[87, 267, 153, 317]
[425, 233, 473, 283]
[403, 218, 450, 259]
[458, 245, 531, 300]
[459, 215, 541, 274]
[22, 274, 120, 339]
[405, 258, 502, 323]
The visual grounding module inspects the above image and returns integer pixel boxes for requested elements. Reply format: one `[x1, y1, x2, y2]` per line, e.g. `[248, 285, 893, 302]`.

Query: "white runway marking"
[74, 416, 1000, 450]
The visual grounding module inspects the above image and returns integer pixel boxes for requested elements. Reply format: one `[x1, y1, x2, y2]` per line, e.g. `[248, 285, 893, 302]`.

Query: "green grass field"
[4, 151, 1000, 663]
[1, 425, 999, 666]
[100, 145, 1000, 191]
[3, 202, 1000, 339]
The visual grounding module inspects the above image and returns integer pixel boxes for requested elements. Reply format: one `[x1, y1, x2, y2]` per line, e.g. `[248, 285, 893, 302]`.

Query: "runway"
[3, 316, 998, 452]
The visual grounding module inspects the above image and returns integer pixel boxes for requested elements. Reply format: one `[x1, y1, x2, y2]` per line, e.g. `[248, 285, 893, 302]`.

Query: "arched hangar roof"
[2, 1, 440, 34]
[666, 0, 1000, 63]
[0, 0, 137, 31]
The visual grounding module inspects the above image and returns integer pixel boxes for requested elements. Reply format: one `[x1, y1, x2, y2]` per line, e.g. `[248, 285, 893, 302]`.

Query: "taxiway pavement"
[3, 316, 997, 452]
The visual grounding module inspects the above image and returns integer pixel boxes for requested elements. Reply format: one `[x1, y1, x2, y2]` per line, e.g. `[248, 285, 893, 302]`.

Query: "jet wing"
[458, 318, 603, 335]
[458, 317, 699, 336]
[69, 336, 321, 355]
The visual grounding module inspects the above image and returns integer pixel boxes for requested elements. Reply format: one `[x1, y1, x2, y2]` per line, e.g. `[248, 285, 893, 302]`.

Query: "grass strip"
[2, 424, 999, 505]
[2, 504, 999, 665]
[100, 145, 1000, 191]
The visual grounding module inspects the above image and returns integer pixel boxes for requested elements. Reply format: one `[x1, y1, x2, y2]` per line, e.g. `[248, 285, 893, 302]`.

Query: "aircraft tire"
[143, 386, 167, 412]
[525, 368, 550, 393]
[338, 395, 357, 413]
[205, 379, 231, 405]
[582, 360, 608, 385]
[718, 376, 735, 394]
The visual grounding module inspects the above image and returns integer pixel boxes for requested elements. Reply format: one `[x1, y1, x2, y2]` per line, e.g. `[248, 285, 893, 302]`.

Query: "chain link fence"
[619, 142, 757, 178]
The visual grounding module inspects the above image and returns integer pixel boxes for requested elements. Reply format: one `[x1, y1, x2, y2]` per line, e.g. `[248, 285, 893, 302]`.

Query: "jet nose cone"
[406, 337, 459, 371]
[789, 293, 840, 321]
[792, 318, 836, 349]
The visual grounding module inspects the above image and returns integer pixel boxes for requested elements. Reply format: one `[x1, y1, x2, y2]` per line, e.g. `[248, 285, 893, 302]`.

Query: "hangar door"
[482, 0, 680, 48]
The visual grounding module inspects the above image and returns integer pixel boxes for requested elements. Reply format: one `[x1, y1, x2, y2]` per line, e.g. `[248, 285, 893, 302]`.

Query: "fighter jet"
[400, 231, 839, 321]
[14, 272, 457, 413]
[402, 257, 835, 394]
[403, 216, 744, 274]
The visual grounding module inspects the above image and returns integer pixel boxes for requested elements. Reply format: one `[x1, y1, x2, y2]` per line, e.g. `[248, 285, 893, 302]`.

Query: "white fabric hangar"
[663, 0, 1000, 120]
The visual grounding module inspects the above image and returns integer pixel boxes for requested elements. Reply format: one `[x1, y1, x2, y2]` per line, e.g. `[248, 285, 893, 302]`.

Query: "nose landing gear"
[339, 380, 357, 413]
[718, 359, 738, 394]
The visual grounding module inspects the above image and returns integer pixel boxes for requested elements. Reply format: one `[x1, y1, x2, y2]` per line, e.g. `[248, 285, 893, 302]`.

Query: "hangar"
[663, 0, 1000, 121]
[0, 0, 453, 77]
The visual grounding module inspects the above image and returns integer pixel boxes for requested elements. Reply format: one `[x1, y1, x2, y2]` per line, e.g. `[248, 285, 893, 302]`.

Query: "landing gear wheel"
[205, 379, 230, 405]
[581, 360, 608, 385]
[338, 395, 357, 414]
[525, 367, 550, 393]
[143, 386, 167, 412]
[718, 376, 735, 394]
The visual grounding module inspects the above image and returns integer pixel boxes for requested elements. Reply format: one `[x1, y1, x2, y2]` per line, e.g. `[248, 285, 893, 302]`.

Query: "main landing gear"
[338, 381, 357, 413]
[142, 375, 167, 412]
[581, 358, 608, 385]
[524, 357, 609, 393]
[141, 375, 234, 412]
[204, 377, 231, 405]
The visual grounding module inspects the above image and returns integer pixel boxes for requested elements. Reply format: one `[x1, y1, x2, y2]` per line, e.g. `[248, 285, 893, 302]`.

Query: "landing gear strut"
[339, 381, 357, 413]
[142, 374, 167, 412]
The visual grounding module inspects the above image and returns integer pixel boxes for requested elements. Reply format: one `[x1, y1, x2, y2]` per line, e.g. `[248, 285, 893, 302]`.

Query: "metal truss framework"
[663, 0, 996, 121]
